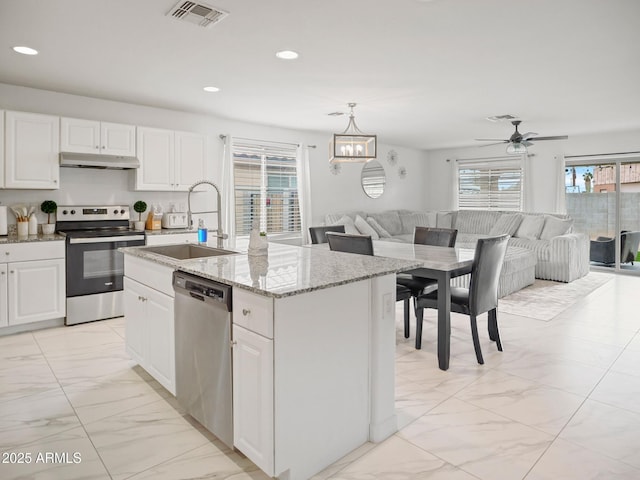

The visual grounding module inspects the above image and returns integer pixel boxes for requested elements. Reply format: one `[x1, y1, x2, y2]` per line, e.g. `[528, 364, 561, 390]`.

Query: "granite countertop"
[0, 232, 66, 244]
[144, 228, 196, 236]
[121, 242, 421, 298]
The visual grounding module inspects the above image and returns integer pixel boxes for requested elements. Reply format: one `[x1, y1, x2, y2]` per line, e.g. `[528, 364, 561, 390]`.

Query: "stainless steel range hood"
[59, 152, 140, 169]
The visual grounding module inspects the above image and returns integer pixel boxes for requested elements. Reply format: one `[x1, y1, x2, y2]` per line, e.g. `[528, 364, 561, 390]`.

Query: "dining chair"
[326, 232, 413, 323]
[397, 227, 458, 338]
[309, 225, 346, 244]
[414, 234, 509, 364]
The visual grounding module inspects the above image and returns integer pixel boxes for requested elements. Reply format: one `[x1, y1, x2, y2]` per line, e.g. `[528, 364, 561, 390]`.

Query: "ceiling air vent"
[486, 114, 518, 122]
[167, 1, 229, 28]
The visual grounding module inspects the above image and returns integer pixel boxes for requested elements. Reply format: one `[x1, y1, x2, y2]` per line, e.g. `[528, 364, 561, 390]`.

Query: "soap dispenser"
[198, 218, 207, 245]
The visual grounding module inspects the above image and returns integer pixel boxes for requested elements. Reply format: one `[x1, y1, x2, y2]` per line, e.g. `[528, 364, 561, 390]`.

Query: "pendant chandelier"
[329, 103, 377, 164]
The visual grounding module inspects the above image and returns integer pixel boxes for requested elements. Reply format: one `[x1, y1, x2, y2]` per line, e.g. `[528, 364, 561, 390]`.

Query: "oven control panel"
[57, 205, 131, 221]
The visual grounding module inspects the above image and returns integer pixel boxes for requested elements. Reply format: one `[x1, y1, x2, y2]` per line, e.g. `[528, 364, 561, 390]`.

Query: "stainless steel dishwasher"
[173, 270, 233, 449]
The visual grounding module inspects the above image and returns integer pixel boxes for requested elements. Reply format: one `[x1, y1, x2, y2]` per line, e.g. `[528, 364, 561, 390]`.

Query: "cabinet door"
[7, 259, 65, 326]
[5, 111, 60, 189]
[60, 117, 100, 154]
[135, 127, 174, 191]
[101, 122, 136, 156]
[174, 131, 206, 191]
[232, 324, 274, 476]
[145, 286, 175, 394]
[0, 110, 5, 187]
[0, 264, 7, 328]
[123, 277, 146, 365]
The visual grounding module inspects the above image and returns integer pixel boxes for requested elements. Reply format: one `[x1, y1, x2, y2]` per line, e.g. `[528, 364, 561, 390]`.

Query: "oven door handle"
[69, 235, 146, 244]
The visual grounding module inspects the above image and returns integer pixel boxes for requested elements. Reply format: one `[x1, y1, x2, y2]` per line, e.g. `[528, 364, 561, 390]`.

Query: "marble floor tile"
[311, 442, 377, 480]
[524, 437, 640, 480]
[0, 387, 82, 451]
[33, 323, 124, 355]
[0, 353, 60, 404]
[83, 398, 210, 480]
[589, 371, 640, 414]
[559, 399, 640, 469]
[395, 375, 451, 429]
[0, 426, 110, 480]
[0, 332, 41, 359]
[398, 397, 553, 480]
[609, 348, 640, 378]
[454, 370, 585, 435]
[330, 435, 479, 480]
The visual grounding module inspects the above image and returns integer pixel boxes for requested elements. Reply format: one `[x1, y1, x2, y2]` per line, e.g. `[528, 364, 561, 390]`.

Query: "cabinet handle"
[1, 271, 5, 275]
[101, 145, 106, 149]
[230, 340, 237, 347]
[95, 145, 99, 149]
[4, 252, 9, 256]
[242, 308, 251, 316]
[10, 270, 15, 274]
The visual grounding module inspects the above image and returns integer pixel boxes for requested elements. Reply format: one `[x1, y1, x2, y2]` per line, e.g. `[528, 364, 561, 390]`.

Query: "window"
[457, 159, 523, 211]
[232, 139, 301, 237]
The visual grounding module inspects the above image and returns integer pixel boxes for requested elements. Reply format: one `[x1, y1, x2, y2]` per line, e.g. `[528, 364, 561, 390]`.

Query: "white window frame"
[456, 156, 524, 211]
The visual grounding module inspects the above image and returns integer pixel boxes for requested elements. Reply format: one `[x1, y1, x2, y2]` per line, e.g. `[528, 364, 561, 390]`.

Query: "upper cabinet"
[61, 117, 135, 156]
[4, 111, 60, 189]
[136, 127, 207, 191]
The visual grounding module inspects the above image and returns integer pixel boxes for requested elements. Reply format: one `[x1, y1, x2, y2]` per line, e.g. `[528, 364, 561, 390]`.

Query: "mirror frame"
[361, 160, 386, 198]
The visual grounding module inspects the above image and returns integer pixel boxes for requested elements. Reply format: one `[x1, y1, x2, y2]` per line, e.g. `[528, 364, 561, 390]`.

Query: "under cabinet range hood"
[59, 152, 140, 169]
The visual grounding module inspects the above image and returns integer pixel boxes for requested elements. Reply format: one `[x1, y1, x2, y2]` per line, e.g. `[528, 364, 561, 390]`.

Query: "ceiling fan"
[476, 120, 568, 154]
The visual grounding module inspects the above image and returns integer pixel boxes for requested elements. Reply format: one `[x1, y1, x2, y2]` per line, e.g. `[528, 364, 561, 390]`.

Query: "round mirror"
[361, 160, 386, 198]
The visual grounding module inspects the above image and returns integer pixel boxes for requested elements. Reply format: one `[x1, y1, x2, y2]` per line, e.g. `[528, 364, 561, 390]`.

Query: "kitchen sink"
[142, 244, 237, 260]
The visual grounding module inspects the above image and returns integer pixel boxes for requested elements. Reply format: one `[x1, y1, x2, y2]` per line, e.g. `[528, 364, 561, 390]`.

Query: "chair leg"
[415, 306, 424, 350]
[403, 298, 410, 338]
[488, 308, 503, 352]
[470, 314, 484, 364]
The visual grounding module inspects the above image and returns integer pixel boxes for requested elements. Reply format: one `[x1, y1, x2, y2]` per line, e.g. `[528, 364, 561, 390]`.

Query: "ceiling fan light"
[506, 142, 527, 155]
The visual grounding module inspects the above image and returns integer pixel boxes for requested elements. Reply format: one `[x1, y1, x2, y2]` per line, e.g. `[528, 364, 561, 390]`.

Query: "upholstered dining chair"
[397, 227, 458, 338]
[309, 225, 346, 244]
[326, 232, 413, 324]
[414, 234, 509, 364]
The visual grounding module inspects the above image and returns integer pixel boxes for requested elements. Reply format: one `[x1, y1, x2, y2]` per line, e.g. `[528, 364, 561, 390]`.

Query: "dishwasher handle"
[173, 270, 232, 312]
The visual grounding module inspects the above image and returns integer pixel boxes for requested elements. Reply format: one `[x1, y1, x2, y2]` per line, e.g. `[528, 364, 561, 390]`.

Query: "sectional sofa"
[325, 209, 590, 291]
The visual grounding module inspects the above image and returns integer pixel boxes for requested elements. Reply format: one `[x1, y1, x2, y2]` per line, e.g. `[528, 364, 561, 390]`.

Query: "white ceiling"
[1, 0, 639, 150]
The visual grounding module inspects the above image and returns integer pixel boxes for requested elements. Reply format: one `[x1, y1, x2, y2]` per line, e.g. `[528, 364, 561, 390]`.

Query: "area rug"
[498, 272, 613, 321]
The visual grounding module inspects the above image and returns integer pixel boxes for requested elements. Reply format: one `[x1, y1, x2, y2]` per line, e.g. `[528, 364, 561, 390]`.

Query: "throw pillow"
[332, 215, 360, 235]
[369, 211, 403, 236]
[436, 212, 453, 229]
[489, 213, 523, 236]
[366, 217, 392, 238]
[354, 215, 379, 239]
[540, 216, 574, 240]
[399, 212, 437, 234]
[514, 215, 545, 240]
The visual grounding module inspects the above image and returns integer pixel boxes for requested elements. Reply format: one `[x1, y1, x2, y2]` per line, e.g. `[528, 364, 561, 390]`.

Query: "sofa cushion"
[540, 215, 574, 240]
[436, 212, 454, 229]
[366, 217, 392, 238]
[332, 215, 360, 235]
[369, 211, 403, 236]
[455, 210, 502, 234]
[354, 215, 379, 239]
[325, 211, 367, 225]
[399, 212, 437, 234]
[514, 215, 545, 240]
[489, 213, 523, 236]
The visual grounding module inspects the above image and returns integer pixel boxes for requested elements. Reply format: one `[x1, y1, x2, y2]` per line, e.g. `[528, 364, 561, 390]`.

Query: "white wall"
[424, 129, 640, 213]
[0, 83, 427, 227]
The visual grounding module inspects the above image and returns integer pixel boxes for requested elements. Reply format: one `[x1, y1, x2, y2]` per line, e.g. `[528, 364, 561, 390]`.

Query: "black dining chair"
[309, 225, 346, 244]
[326, 232, 413, 323]
[397, 227, 458, 338]
[414, 234, 509, 364]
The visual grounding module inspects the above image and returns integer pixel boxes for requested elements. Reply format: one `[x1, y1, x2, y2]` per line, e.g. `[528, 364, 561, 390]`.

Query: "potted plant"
[583, 171, 593, 193]
[40, 200, 57, 235]
[133, 201, 147, 231]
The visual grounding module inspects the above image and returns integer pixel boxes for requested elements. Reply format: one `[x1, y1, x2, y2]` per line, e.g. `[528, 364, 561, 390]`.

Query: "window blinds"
[457, 158, 523, 211]
[232, 139, 301, 236]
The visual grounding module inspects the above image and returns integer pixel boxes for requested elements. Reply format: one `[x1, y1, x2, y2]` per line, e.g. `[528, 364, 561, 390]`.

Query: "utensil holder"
[17, 221, 28, 237]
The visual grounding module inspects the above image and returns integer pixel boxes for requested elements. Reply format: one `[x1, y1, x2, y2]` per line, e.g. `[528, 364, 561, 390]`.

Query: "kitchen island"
[122, 242, 420, 480]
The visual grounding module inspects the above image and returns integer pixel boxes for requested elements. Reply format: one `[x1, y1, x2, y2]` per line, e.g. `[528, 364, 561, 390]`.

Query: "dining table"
[309, 240, 475, 370]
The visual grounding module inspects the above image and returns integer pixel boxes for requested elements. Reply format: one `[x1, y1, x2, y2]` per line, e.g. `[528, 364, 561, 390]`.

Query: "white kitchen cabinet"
[4, 111, 60, 189]
[144, 232, 197, 246]
[0, 241, 66, 328]
[60, 117, 135, 156]
[123, 255, 176, 394]
[232, 323, 274, 476]
[135, 127, 206, 191]
[0, 110, 4, 188]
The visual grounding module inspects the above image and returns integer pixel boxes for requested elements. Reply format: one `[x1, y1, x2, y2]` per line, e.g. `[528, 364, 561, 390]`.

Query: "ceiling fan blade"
[475, 139, 509, 142]
[522, 140, 533, 147]
[478, 142, 509, 147]
[521, 132, 538, 140]
[530, 135, 569, 141]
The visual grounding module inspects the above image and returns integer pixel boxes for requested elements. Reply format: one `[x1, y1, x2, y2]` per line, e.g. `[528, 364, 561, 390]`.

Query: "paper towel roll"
[0, 206, 7, 236]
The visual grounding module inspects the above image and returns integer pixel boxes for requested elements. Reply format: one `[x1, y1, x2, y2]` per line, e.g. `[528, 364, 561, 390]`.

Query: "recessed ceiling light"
[203, 86, 220, 92]
[13, 46, 38, 55]
[275, 50, 299, 60]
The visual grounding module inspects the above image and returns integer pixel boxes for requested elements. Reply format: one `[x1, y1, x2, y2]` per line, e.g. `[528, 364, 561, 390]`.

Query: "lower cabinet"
[123, 255, 176, 395]
[232, 324, 274, 476]
[0, 264, 7, 328]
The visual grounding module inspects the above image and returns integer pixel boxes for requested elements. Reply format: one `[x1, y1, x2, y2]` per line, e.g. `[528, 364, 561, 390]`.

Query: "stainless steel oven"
[57, 206, 145, 325]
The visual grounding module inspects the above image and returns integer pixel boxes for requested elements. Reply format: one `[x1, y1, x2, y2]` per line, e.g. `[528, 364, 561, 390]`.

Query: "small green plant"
[260, 231, 267, 236]
[40, 200, 57, 223]
[133, 201, 147, 221]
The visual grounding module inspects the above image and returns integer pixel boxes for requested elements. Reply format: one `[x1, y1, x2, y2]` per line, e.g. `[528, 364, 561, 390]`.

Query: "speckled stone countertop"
[0, 233, 65, 244]
[143, 228, 195, 236]
[121, 242, 421, 298]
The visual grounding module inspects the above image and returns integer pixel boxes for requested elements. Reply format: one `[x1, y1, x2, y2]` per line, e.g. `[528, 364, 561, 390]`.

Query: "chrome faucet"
[187, 180, 228, 248]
